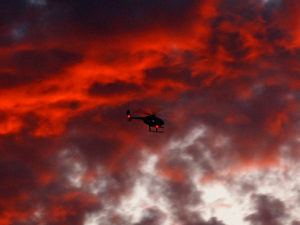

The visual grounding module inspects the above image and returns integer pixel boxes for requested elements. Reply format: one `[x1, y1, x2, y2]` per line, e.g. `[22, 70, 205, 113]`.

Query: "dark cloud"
[88, 81, 140, 97]
[0, 123, 102, 225]
[45, 193, 100, 225]
[12, 49, 82, 74]
[0, 123, 55, 163]
[1, 0, 300, 224]
[209, 30, 250, 60]
[145, 67, 192, 83]
[196, 217, 226, 225]
[64, 132, 122, 165]
[245, 194, 287, 225]
[143, 66, 212, 93]
[0, 0, 28, 27]
[50, 100, 81, 110]
[166, 180, 201, 207]
[46, 0, 199, 37]
[134, 208, 165, 225]
[0, 49, 82, 88]
[0, 160, 35, 199]
[0, 34, 14, 47]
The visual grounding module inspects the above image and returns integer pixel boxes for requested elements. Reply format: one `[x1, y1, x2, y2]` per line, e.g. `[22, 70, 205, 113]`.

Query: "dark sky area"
[1, 0, 300, 224]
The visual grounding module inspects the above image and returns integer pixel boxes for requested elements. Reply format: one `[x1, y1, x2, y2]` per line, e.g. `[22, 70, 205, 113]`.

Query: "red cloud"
[1, 0, 300, 224]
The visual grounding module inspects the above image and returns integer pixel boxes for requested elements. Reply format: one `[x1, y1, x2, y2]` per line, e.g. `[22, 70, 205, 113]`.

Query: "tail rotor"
[126, 110, 132, 121]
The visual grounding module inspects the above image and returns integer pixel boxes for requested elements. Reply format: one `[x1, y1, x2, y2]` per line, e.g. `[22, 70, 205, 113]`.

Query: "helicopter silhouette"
[126, 109, 164, 132]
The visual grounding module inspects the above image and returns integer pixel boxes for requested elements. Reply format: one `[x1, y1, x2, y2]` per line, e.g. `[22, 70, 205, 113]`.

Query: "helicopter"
[126, 109, 165, 132]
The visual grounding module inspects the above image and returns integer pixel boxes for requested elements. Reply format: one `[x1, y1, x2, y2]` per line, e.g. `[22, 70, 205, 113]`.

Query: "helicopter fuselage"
[127, 110, 164, 132]
[131, 115, 164, 127]
[143, 115, 164, 127]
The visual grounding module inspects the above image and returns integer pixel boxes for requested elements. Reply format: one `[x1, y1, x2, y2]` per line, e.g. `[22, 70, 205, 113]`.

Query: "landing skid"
[148, 127, 164, 133]
[149, 130, 164, 133]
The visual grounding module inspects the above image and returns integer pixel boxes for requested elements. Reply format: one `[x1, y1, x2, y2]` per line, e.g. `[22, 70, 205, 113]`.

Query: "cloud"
[45, 0, 199, 37]
[0, 49, 82, 88]
[1, 0, 300, 224]
[245, 194, 287, 225]
[88, 81, 141, 97]
[28, 0, 47, 7]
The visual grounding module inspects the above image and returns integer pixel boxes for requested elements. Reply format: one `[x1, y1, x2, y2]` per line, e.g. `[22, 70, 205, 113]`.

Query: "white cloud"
[68, 161, 86, 188]
[59, 148, 87, 188]
[82, 124, 300, 225]
[115, 153, 173, 225]
[160, 125, 300, 224]
[168, 126, 206, 150]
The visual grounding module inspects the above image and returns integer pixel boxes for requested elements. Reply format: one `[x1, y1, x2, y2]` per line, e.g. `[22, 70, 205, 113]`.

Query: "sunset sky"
[1, 0, 300, 224]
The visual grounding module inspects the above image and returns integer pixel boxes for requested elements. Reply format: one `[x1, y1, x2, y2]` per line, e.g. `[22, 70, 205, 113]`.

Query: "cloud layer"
[1, 0, 300, 224]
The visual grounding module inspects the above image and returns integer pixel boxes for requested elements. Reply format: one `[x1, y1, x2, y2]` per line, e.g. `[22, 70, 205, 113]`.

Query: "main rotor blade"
[136, 106, 162, 116]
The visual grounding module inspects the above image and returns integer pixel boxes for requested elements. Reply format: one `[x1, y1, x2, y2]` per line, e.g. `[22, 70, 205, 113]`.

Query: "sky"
[1, 0, 300, 224]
